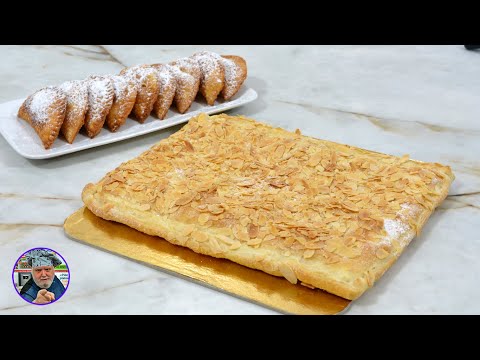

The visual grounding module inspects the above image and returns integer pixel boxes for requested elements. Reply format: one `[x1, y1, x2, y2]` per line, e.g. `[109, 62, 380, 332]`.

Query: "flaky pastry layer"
[82, 113, 454, 300]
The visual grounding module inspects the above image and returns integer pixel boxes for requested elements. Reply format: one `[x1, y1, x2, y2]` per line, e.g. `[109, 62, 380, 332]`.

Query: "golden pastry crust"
[17, 87, 67, 149]
[220, 55, 247, 100]
[59, 80, 89, 143]
[151, 64, 176, 120]
[82, 113, 454, 300]
[120, 65, 159, 123]
[191, 51, 225, 106]
[105, 75, 137, 132]
[84, 76, 114, 138]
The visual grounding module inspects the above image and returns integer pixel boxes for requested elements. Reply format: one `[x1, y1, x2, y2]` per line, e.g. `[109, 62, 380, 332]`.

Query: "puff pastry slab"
[81, 113, 454, 300]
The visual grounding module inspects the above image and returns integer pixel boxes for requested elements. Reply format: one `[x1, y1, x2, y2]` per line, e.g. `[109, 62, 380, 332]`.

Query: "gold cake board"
[64, 207, 352, 315]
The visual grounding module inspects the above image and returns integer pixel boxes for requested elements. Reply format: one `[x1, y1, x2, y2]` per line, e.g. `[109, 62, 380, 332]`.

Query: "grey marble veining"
[0, 45, 479, 315]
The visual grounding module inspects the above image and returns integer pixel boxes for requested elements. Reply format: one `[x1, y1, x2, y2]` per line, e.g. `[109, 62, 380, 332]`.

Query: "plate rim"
[0, 87, 258, 160]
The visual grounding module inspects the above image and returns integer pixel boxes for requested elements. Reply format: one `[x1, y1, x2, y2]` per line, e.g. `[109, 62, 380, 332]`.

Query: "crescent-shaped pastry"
[84, 76, 115, 138]
[105, 75, 137, 132]
[17, 87, 67, 149]
[165, 64, 198, 114]
[191, 51, 225, 106]
[58, 80, 89, 143]
[120, 65, 159, 123]
[220, 55, 248, 100]
[150, 64, 176, 120]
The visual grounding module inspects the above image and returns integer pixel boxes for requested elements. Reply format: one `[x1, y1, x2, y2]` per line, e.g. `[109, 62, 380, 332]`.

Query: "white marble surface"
[0, 45, 479, 315]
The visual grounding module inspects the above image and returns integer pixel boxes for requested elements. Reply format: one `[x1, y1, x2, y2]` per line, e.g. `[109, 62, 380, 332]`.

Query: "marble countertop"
[1, 45, 479, 315]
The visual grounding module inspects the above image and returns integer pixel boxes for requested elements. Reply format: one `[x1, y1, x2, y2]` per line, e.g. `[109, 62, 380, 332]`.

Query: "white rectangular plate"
[0, 87, 257, 159]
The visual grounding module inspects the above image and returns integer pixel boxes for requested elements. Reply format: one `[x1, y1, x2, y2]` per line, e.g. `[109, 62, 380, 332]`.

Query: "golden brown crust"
[17, 87, 67, 149]
[82, 113, 454, 300]
[220, 55, 247, 100]
[84, 76, 114, 138]
[151, 64, 176, 120]
[105, 75, 137, 132]
[120, 65, 159, 123]
[59, 80, 89, 143]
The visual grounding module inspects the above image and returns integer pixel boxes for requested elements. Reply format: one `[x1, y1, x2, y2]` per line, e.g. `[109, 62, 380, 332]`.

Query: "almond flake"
[247, 224, 259, 238]
[375, 247, 390, 259]
[138, 203, 151, 211]
[278, 264, 298, 284]
[175, 192, 196, 206]
[192, 231, 209, 243]
[247, 238, 263, 246]
[198, 213, 210, 225]
[303, 249, 315, 258]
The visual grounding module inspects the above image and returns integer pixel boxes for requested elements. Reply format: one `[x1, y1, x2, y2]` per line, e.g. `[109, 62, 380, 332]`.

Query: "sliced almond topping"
[138, 203, 151, 211]
[274, 144, 286, 159]
[175, 192, 197, 206]
[102, 177, 117, 186]
[180, 224, 195, 237]
[344, 236, 357, 247]
[104, 182, 119, 191]
[231, 159, 244, 169]
[111, 173, 126, 183]
[229, 241, 242, 250]
[375, 247, 390, 259]
[233, 226, 250, 242]
[306, 152, 322, 167]
[247, 223, 259, 238]
[198, 213, 210, 225]
[263, 234, 276, 242]
[214, 125, 226, 137]
[183, 140, 194, 152]
[268, 178, 287, 188]
[192, 231, 209, 243]
[207, 204, 225, 215]
[247, 238, 263, 246]
[303, 249, 315, 259]
[240, 216, 250, 227]
[305, 241, 323, 250]
[237, 178, 255, 187]
[278, 264, 298, 284]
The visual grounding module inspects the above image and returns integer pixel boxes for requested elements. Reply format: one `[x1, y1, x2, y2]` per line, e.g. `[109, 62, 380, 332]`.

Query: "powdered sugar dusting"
[152, 64, 175, 88]
[170, 57, 201, 81]
[107, 75, 135, 99]
[59, 80, 88, 113]
[121, 65, 158, 92]
[166, 64, 195, 88]
[381, 203, 417, 247]
[384, 218, 410, 240]
[86, 76, 114, 122]
[192, 51, 221, 77]
[27, 87, 65, 124]
[220, 57, 240, 89]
